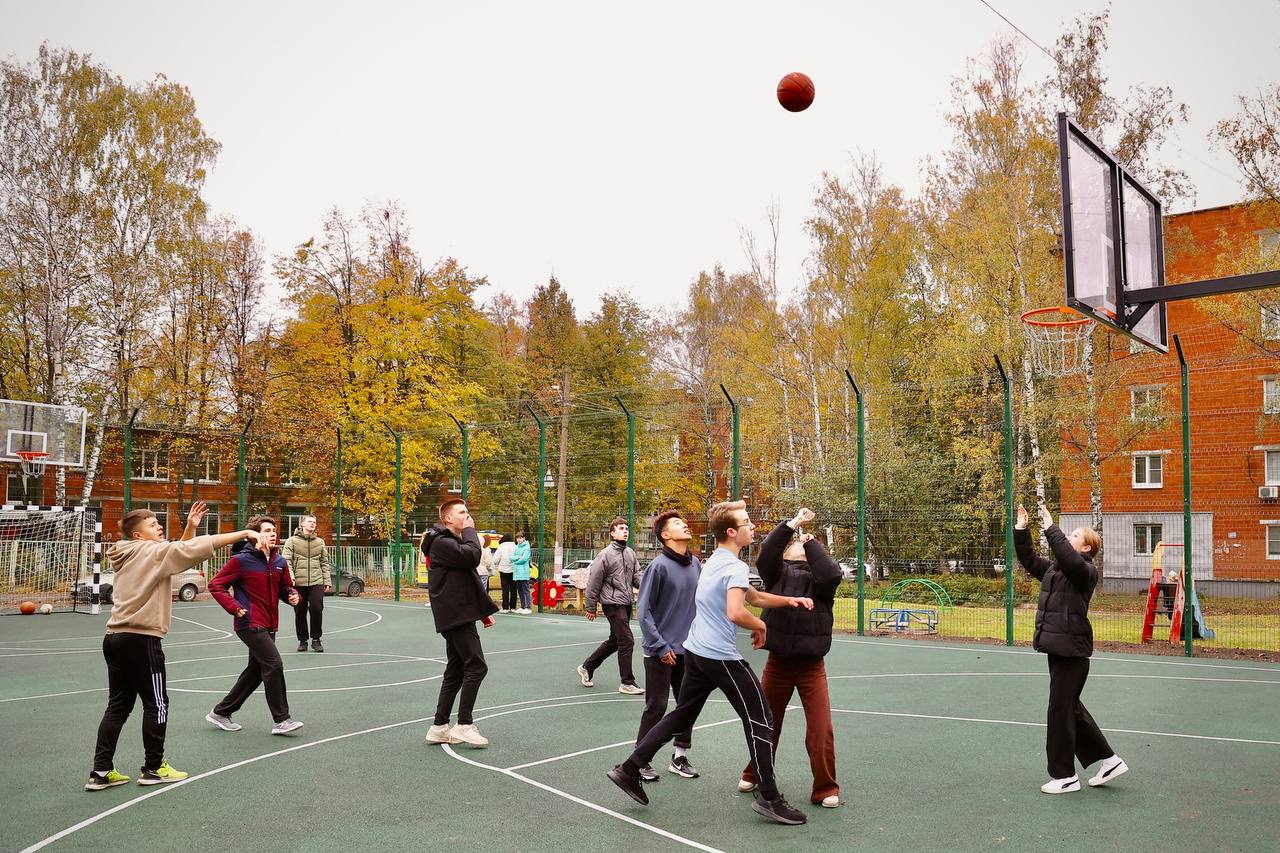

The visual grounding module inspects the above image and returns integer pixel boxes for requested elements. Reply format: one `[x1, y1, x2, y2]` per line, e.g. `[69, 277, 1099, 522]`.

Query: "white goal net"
[0, 505, 101, 614]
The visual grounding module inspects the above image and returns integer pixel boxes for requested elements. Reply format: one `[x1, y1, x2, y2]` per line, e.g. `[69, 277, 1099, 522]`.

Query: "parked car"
[838, 561, 877, 582]
[748, 570, 765, 590]
[325, 570, 365, 597]
[560, 559, 593, 588]
[73, 566, 208, 604]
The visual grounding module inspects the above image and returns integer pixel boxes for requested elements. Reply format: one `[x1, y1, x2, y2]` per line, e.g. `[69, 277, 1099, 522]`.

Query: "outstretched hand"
[791, 508, 816, 528]
[1039, 504, 1055, 531]
[186, 500, 208, 529]
[788, 597, 815, 610]
[1015, 504, 1029, 530]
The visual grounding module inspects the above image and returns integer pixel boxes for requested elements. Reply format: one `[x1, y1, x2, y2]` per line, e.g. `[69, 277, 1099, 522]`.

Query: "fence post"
[995, 355, 1014, 647]
[615, 397, 635, 547]
[449, 414, 469, 500]
[527, 404, 547, 612]
[335, 426, 343, 589]
[1174, 335, 1193, 658]
[383, 423, 403, 601]
[719, 384, 740, 500]
[237, 419, 252, 528]
[123, 409, 139, 511]
[844, 371, 865, 636]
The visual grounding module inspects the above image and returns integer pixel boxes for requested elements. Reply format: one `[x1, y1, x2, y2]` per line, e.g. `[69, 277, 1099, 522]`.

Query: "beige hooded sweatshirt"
[104, 535, 219, 638]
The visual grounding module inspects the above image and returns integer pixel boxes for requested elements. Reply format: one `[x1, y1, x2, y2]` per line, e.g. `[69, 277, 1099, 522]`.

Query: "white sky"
[4, 1, 1279, 316]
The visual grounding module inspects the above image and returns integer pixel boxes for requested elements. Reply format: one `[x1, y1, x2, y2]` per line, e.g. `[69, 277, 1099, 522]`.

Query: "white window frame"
[183, 502, 221, 537]
[181, 454, 222, 485]
[1133, 523, 1163, 556]
[1267, 525, 1280, 560]
[1266, 450, 1280, 486]
[280, 461, 305, 487]
[136, 448, 169, 482]
[142, 501, 171, 537]
[1265, 378, 1280, 415]
[1130, 385, 1162, 419]
[249, 462, 270, 486]
[777, 467, 797, 490]
[281, 508, 309, 538]
[1132, 452, 1164, 489]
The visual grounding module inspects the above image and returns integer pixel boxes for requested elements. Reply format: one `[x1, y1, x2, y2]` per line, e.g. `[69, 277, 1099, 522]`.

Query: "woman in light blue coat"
[511, 533, 533, 613]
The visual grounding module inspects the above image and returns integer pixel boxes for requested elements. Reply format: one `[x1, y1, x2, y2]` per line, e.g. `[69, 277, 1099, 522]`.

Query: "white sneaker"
[576, 665, 594, 687]
[425, 723, 460, 744]
[617, 683, 645, 695]
[271, 718, 304, 736]
[1088, 756, 1129, 787]
[449, 723, 489, 747]
[521, 608, 533, 614]
[205, 711, 241, 732]
[500, 609, 511, 614]
[821, 795, 840, 808]
[738, 779, 757, 793]
[1040, 775, 1080, 794]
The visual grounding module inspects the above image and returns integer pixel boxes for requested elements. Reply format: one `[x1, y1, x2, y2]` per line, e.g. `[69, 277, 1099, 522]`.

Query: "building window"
[1266, 451, 1280, 486]
[281, 509, 309, 538]
[1262, 306, 1280, 341]
[1130, 386, 1162, 419]
[182, 503, 221, 536]
[249, 462, 270, 486]
[280, 461, 305, 487]
[5, 470, 43, 504]
[136, 448, 169, 481]
[778, 467, 797, 490]
[1132, 453, 1163, 488]
[181, 455, 221, 484]
[1268, 525, 1280, 560]
[1134, 523, 1163, 556]
[1266, 379, 1280, 415]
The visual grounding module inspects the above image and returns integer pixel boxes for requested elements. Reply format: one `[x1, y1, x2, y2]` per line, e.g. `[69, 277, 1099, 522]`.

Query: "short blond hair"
[1079, 527, 1102, 556]
[708, 500, 747, 542]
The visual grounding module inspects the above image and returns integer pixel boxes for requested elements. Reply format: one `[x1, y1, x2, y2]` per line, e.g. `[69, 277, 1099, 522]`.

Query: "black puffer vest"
[1015, 525, 1098, 658]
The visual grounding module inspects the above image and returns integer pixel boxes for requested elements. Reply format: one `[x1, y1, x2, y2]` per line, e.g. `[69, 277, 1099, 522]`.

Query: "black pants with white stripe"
[93, 632, 169, 773]
[627, 651, 778, 798]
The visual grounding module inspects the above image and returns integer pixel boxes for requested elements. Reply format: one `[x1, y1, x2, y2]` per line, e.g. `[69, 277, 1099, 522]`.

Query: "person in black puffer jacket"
[740, 507, 843, 808]
[1015, 503, 1128, 794]
[423, 499, 498, 749]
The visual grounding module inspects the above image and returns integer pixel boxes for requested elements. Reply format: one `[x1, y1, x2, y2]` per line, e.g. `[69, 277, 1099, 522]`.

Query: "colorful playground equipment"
[1141, 542, 1214, 643]
[869, 579, 953, 633]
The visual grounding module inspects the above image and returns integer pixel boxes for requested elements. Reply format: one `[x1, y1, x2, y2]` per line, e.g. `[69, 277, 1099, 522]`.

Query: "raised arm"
[1014, 504, 1051, 580]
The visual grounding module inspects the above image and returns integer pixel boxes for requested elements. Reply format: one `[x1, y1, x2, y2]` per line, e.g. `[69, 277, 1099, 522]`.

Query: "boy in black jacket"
[424, 499, 498, 747]
[739, 507, 843, 807]
[1015, 503, 1128, 794]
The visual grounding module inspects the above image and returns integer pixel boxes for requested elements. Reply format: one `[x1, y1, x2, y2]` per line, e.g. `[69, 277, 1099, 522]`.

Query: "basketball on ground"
[39, 603, 53, 614]
[777, 72, 815, 112]
[19, 600, 36, 614]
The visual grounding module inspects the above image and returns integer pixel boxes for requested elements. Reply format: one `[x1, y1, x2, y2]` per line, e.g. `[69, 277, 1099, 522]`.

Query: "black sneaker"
[638, 764, 660, 782]
[607, 765, 649, 805]
[297, 641, 307, 652]
[311, 639, 324, 652]
[752, 794, 807, 825]
[668, 754, 699, 778]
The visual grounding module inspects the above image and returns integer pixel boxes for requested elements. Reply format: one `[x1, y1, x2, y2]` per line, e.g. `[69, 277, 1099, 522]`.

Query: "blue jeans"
[516, 579, 531, 610]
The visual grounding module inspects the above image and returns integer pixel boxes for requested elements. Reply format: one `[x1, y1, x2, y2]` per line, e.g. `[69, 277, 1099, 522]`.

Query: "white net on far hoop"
[1021, 307, 1094, 378]
[16, 451, 49, 480]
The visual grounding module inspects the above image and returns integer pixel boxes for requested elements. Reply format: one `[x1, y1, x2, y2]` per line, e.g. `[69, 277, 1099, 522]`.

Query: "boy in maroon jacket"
[206, 515, 304, 735]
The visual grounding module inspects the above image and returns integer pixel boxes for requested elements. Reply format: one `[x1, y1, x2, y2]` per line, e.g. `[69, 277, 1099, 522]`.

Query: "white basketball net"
[17, 452, 48, 480]
[1022, 308, 1094, 378]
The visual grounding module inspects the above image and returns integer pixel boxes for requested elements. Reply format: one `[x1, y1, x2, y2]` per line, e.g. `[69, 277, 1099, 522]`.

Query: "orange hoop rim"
[15, 451, 49, 462]
[1020, 306, 1092, 328]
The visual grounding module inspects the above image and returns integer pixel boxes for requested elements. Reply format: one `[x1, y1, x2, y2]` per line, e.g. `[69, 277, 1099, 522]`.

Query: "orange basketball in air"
[777, 72, 815, 112]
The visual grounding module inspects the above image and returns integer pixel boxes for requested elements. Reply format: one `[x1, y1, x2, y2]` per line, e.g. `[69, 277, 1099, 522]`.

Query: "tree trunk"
[79, 396, 111, 504]
[553, 369, 570, 576]
[1083, 333, 1104, 574]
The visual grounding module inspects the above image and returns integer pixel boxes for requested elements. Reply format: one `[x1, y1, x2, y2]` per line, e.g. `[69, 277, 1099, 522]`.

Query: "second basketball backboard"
[1058, 112, 1168, 353]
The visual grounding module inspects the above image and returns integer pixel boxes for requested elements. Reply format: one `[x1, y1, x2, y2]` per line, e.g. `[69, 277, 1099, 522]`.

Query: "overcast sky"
[4, 1, 1279, 315]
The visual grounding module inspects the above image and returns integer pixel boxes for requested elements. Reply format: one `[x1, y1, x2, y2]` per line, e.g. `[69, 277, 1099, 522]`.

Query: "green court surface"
[3, 600, 1278, 853]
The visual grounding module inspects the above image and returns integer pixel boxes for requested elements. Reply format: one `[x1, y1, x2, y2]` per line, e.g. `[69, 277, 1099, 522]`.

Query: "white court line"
[171, 613, 232, 640]
[0, 628, 215, 644]
[825, 671, 1280, 686]
[830, 636, 1280, 674]
[507, 710, 742, 771]
[829, 708, 1280, 746]
[19, 692, 633, 853]
[444, 745, 726, 853]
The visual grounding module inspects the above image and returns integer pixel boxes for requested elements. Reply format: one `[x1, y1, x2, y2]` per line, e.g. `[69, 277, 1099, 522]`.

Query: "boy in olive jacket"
[282, 513, 331, 652]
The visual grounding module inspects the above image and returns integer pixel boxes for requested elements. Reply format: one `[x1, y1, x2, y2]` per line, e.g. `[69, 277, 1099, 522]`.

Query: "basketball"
[39, 603, 53, 615]
[777, 72, 815, 112]
[19, 600, 36, 615]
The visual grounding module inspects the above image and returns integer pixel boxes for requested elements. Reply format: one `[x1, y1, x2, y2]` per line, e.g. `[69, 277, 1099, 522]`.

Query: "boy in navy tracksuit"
[206, 515, 304, 735]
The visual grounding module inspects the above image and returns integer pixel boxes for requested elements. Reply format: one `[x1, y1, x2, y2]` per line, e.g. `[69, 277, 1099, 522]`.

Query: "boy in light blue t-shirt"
[607, 501, 816, 826]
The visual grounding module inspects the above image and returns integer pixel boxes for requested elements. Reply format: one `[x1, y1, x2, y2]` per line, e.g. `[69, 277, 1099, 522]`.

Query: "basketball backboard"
[1057, 112, 1169, 353]
[0, 399, 87, 467]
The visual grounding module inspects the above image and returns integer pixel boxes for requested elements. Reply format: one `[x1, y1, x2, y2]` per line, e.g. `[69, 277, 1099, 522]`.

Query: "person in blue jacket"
[511, 533, 532, 614]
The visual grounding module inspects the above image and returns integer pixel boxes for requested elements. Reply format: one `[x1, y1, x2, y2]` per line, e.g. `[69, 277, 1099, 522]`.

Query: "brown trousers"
[741, 653, 839, 803]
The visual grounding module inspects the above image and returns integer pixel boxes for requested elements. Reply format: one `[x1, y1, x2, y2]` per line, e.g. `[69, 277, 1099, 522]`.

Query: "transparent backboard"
[0, 399, 87, 467]
[1058, 113, 1168, 353]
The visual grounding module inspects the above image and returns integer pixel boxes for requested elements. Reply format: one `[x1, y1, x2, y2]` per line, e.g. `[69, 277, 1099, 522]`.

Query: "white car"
[838, 561, 876, 582]
[559, 559, 594, 588]
[73, 566, 208, 603]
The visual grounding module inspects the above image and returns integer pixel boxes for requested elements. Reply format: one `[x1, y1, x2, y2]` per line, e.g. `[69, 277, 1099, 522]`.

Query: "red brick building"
[1059, 201, 1280, 580]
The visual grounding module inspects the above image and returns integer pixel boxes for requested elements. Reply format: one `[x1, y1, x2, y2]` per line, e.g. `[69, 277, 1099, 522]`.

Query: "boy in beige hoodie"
[86, 501, 267, 791]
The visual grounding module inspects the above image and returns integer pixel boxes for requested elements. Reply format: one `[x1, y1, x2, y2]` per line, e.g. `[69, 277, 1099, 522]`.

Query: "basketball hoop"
[16, 451, 49, 479]
[1021, 307, 1094, 377]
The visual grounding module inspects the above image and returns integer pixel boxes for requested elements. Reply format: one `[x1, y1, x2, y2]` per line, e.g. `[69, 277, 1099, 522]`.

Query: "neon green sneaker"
[137, 760, 188, 786]
[85, 768, 131, 791]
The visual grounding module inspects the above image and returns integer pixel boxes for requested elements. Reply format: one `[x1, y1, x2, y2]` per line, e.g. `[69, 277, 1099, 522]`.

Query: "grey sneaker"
[752, 794, 807, 825]
[638, 764, 660, 782]
[668, 754, 699, 778]
[271, 718, 304, 736]
[576, 665, 594, 688]
[206, 711, 242, 732]
[617, 683, 645, 696]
